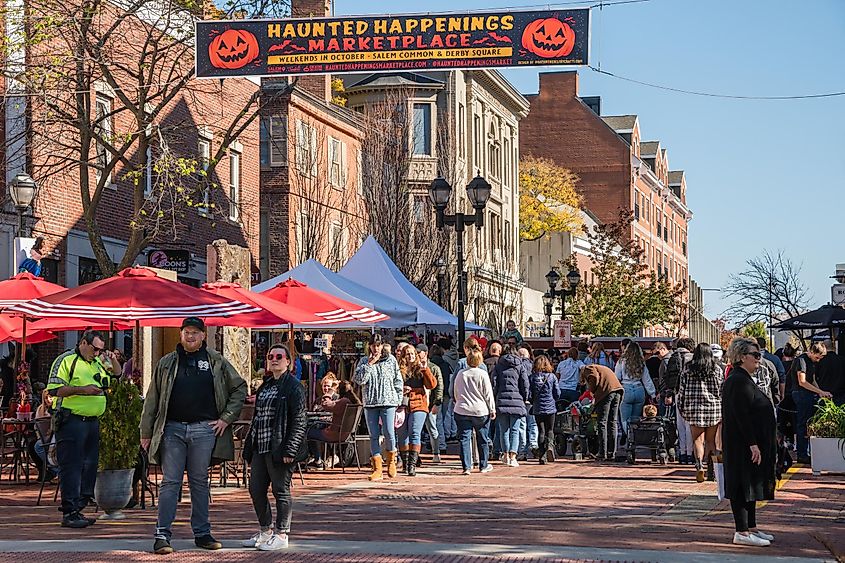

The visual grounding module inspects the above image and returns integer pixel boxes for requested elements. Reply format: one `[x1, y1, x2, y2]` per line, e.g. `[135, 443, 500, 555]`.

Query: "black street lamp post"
[546, 268, 582, 320]
[429, 176, 492, 348]
[435, 257, 447, 307]
[9, 172, 37, 237]
[542, 291, 554, 336]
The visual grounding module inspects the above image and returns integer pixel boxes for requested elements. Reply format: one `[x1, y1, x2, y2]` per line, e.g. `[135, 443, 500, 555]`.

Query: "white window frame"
[411, 102, 433, 157]
[328, 136, 347, 188]
[197, 133, 212, 215]
[228, 150, 240, 221]
[95, 94, 114, 188]
[356, 149, 363, 196]
[295, 120, 317, 177]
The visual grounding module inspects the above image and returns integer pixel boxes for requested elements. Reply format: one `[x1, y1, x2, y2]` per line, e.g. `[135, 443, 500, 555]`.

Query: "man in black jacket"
[662, 338, 695, 464]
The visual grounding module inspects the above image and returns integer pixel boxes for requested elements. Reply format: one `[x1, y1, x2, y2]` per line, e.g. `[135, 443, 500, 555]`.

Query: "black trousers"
[730, 499, 757, 532]
[595, 390, 622, 459]
[56, 415, 99, 515]
[249, 452, 295, 533]
[535, 413, 556, 458]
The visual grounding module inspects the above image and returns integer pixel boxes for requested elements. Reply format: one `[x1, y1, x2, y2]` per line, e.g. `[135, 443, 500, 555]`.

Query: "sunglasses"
[746, 351, 762, 359]
[92, 345, 104, 355]
[267, 353, 288, 361]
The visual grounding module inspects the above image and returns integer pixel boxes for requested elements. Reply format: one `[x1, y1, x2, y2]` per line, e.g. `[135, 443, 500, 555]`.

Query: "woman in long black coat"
[722, 337, 777, 547]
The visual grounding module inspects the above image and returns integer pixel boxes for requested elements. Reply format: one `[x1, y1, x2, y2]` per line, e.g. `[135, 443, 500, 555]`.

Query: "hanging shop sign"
[147, 249, 191, 274]
[195, 8, 589, 78]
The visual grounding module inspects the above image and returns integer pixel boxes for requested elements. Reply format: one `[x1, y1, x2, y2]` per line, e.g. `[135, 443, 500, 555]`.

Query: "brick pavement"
[0, 453, 841, 562]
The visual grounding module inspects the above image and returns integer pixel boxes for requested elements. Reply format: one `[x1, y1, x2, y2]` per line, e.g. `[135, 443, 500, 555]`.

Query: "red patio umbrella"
[7, 267, 259, 321]
[259, 279, 389, 324]
[0, 272, 66, 351]
[144, 282, 343, 327]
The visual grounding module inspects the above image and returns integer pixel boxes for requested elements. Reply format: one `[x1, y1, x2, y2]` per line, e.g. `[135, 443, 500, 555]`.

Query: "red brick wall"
[520, 71, 631, 228]
[21, 1, 260, 272]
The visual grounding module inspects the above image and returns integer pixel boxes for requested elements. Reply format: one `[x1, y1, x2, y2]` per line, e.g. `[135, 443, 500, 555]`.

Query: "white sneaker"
[752, 530, 774, 542]
[480, 464, 493, 474]
[509, 458, 519, 467]
[433, 454, 442, 463]
[733, 532, 770, 547]
[258, 533, 289, 551]
[242, 529, 273, 548]
[461, 469, 471, 475]
[499, 453, 506, 463]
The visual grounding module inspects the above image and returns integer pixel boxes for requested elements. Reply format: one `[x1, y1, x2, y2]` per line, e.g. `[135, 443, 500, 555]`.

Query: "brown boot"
[384, 450, 398, 478]
[368, 455, 383, 481]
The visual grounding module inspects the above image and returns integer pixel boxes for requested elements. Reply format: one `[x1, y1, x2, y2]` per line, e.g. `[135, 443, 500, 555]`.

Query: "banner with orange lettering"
[195, 9, 590, 78]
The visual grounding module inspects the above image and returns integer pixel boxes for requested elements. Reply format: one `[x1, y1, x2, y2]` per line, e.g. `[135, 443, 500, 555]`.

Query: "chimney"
[538, 71, 579, 101]
[291, 0, 332, 102]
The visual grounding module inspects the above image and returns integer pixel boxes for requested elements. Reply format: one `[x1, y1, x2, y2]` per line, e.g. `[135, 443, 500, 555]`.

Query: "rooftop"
[345, 72, 445, 91]
[668, 170, 685, 185]
[601, 115, 637, 132]
[639, 141, 660, 157]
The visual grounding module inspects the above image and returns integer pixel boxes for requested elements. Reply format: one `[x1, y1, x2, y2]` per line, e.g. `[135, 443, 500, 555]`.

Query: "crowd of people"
[20, 314, 845, 554]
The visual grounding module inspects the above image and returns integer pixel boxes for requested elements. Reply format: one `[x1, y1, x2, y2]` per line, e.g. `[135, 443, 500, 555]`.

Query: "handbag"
[713, 460, 725, 500]
[394, 406, 407, 429]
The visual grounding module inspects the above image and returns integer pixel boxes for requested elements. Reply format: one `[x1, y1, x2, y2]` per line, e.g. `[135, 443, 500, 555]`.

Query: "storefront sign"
[147, 249, 190, 274]
[553, 319, 572, 349]
[196, 8, 589, 78]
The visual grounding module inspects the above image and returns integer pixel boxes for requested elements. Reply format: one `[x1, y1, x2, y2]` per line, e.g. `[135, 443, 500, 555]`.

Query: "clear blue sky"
[336, 0, 845, 319]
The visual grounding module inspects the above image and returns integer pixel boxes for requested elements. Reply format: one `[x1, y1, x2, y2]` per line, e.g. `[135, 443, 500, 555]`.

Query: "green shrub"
[808, 398, 845, 439]
[98, 378, 143, 470]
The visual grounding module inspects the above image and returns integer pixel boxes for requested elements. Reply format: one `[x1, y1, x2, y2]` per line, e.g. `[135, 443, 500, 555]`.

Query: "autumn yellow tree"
[519, 156, 582, 241]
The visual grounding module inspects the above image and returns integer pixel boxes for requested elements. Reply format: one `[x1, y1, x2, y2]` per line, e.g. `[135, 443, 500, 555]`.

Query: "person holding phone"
[722, 337, 777, 547]
[353, 333, 403, 481]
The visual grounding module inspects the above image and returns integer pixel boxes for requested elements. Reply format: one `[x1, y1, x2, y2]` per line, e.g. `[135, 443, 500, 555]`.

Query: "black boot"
[407, 451, 417, 476]
[400, 451, 409, 474]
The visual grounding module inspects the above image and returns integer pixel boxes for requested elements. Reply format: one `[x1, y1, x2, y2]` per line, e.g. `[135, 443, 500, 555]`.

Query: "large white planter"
[810, 437, 845, 476]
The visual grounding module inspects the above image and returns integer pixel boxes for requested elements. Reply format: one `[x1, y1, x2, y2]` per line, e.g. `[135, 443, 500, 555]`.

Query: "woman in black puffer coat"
[491, 344, 530, 467]
[243, 344, 307, 551]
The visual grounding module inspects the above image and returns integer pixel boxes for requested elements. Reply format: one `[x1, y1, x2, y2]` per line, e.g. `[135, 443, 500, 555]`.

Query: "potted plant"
[95, 377, 143, 519]
[808, 398, 845, 476]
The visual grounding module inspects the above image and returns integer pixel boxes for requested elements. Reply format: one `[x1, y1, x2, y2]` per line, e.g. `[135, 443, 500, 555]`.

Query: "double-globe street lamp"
[546, 268, 582, 324]
[9, 172, 37, 237]
[429, 175, 492, 349]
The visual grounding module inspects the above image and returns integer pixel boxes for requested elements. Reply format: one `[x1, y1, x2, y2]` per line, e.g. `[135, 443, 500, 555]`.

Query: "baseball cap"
[415, 343, 428, 353]
[181, 317, 206, 331]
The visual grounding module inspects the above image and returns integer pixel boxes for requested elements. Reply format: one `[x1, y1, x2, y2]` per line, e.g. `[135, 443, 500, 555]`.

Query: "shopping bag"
[714, 461, 725, 500]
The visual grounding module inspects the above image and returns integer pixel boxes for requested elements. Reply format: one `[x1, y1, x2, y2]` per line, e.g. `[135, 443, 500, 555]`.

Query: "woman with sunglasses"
[721, 337, 777, 547]
[242, 344, 307, 551]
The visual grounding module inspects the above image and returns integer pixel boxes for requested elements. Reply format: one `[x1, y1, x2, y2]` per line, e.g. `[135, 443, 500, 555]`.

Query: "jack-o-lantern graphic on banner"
[521, 17, 576, 58]
[208, 28, 259, 69]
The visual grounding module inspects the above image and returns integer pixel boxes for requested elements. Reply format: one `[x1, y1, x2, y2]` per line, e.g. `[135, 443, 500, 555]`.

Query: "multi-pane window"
[473, 114, 482, 169]
[260, 116, 287, 169]
[295, 120, 317, 177]
[330, 221, 344, 267]
[328, 137, 347, 188]
[634, 191, 640, 221]
[228, 151, 240, 221]
[458, 103, 466, 159]
[503, 137, 511, 186]
[412, 103, 432, 156]
[198, 137, 211, 213]
[356, 149, 363, 196]
[95, 95, 113, 186]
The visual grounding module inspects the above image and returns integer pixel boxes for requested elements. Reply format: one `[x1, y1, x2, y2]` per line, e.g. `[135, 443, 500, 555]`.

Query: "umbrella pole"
[19, 316, 27, 369]
[133, 319, 140, 382]
[108, 321, 114, 350]
[289, 323, 295, 362]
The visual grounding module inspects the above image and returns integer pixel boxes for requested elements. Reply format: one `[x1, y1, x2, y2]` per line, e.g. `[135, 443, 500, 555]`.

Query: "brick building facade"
[1, 0, 260, 360]
[520, 71, 693, 335]
[521, 72, 691, 285]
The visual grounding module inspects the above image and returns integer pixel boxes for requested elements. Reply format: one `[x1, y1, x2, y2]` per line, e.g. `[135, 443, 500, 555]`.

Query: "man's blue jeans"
[519, 414, 539, 456]
[455, 414, 491, 471]
[155, 421, 217, 540]
[364, 406, 396, 456]
[792, 388, 818, 459]
[497, 413, 523, 454]
[55, 415, 99, 515]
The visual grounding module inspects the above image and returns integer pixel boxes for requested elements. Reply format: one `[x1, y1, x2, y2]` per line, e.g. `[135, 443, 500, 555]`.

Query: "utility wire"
[589, 66, 845, 100]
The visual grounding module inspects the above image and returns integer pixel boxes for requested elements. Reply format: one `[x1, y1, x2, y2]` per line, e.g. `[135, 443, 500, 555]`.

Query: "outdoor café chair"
[312, 403, 363, 473]
[34, 415, 59, 506]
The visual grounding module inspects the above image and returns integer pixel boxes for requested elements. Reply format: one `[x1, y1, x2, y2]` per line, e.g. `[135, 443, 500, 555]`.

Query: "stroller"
[625, 404, 678, 465]
[553, 394, 598, 459]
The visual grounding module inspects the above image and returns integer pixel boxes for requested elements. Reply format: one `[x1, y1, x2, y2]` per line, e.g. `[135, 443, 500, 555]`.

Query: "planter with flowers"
[808, 398, 845, 476]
